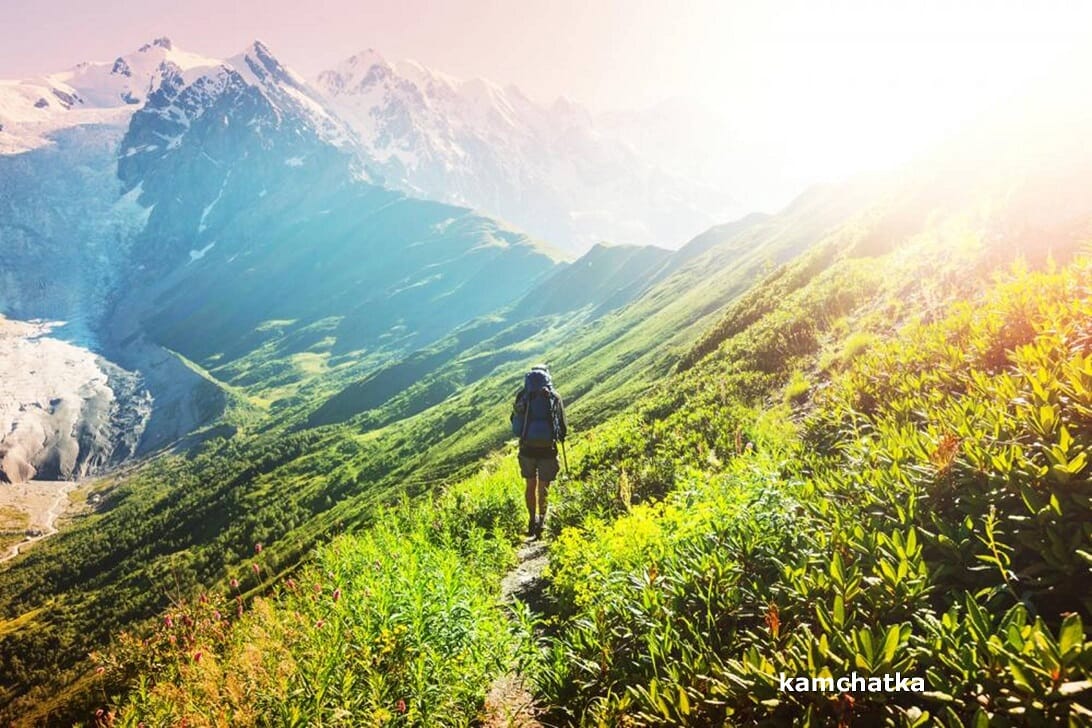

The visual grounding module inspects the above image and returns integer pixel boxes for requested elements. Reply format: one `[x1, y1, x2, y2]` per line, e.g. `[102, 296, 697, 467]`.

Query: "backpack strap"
[519, 388, 532, 442]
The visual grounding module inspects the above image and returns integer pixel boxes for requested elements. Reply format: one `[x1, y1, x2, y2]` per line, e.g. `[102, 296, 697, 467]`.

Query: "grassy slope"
[7, 98, 1092, 722]
[0, 179, 871, 721]
[96, 213, 1091, 726]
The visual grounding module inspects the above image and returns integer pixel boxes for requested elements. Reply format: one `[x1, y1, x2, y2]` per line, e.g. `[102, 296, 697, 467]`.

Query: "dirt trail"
[482, 537, 550, 728]
[0, 480, 78, 564]
[500, 539, 549, 604]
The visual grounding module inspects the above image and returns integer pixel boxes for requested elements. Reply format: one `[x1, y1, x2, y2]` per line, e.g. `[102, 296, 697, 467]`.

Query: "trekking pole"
[560, 440, 569, 475]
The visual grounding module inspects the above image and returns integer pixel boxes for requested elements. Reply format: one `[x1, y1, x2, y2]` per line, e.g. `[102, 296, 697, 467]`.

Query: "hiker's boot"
[527, 515, 537, 538]
[534, 512, 546, 538]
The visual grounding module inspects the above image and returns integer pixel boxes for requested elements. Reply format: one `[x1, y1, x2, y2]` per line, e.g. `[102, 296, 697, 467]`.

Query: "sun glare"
[680, 1, 1092, 193]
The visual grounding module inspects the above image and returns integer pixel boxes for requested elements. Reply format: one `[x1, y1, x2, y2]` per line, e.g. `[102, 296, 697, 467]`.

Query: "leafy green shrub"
[535, 257, 1092, 725]
[784, 371, 811, 405]
[97, 459, 531, 727]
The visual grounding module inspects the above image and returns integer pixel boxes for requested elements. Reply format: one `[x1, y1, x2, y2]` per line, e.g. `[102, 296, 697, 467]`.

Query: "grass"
[97, 457, 533, 727]
[85, 240, 1092, 726]
[533, 253, 1092, 726]
[1, 164, 1089, 724]
[0, 506, 29, 552]
[783, 370, 811, 405]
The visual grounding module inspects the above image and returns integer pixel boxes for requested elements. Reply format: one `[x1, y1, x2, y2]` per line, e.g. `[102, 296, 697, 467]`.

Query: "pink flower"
[332, 588, 341, 603]
[255, 543, 263, 553]
[230, 578, 239, 589]
[396, 698, 407, 714]
[252, 562, 260, 574]
[95, 666, 105, 675]
[315, 619, 325, 629]
[192, 651, 202, 663]
[286, 578, 296, 590]
[164, 615, 174, 628]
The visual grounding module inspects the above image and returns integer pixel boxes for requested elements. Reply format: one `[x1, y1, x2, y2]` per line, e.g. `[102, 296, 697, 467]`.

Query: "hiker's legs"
[524, 477, 538, 519]
[537, 479, 550, 517]
[537, 455, 559, 519]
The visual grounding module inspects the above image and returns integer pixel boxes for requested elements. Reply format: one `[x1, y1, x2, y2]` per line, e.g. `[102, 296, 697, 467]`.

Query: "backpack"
[511, 366, 561, 448]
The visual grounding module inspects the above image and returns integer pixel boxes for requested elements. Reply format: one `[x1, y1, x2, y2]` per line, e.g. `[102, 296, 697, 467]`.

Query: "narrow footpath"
[0, 481, 77, 564]
[482, 537, 550, 727]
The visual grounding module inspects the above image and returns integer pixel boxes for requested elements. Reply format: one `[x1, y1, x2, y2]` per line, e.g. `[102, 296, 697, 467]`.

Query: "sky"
[2, 0, 1091, 203]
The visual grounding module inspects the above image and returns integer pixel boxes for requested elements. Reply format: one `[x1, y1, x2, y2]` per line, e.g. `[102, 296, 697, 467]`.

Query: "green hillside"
[92, 226, 1091, 726]
[2, 128, 1092, 724]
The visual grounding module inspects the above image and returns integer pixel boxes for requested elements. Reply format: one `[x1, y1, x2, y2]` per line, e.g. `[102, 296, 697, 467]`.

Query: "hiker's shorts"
[519, 454, 559, 481]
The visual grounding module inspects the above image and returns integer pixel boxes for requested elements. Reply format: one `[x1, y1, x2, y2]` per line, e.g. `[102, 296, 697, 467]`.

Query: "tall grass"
[96, 458, 534, 727]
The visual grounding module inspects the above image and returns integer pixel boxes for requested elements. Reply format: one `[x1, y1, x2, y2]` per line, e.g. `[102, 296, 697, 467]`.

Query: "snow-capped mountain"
[2, 39, 743, 253]
[0, 38, 563, 477]
[0, 37, 213, 154]
[0, 37, 352, 157]
[315, 50, 739, 252]
[0, 38, 361, 336]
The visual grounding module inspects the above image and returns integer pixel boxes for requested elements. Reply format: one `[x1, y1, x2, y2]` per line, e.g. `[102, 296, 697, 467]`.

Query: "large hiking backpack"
[511, 366, 561, 448]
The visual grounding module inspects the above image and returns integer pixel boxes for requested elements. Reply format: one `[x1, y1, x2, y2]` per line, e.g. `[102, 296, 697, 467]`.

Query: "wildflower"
[313, 583, 323, 593]
[286, 578, 297, 590]
[255, 542, 263, 553]
[332, 588, 341, 603]
[315, 619, 325, 629]
[199, 592, 208, 604]
[193, 651, 202, 663]
[95, 666, 105, 675]
[230, 578, 240, 589]
[765, 602, 781, 639]
[396, 698, 407, 714]
[164, 615, 174, 628]
[252, 562, 260, 574]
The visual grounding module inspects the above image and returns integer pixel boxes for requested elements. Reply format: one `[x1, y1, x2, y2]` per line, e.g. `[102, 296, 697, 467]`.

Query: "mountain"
[0, 38, 565, 480]
[2, 35, 1090, 727]
[314, 50, 740, 253]
[4, 92, 1089, 718]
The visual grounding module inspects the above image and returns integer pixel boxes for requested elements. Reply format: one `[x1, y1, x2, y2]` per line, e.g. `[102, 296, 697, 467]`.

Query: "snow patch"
[188, 242, 216, 262]
[198, 172, 231, 232]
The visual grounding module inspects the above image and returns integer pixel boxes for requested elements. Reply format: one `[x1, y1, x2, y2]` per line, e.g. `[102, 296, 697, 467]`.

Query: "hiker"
[511, 364, 567, 537]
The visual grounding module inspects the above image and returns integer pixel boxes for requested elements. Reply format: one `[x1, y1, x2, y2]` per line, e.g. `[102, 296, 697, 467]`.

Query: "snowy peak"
[229, 39, 309, 94]
[52, 36, 221, 107]
[0, 39, 353, 156]
[139, 36, 175, 52]
[313, 50, 734, 252]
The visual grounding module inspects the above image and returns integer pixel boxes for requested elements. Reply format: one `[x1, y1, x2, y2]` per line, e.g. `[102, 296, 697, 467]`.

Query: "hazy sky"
[2, 0, 1091, 196]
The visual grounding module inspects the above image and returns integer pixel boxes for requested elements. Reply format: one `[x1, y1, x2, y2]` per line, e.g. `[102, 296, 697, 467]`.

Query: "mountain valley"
[0, 32, 1090, 727]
